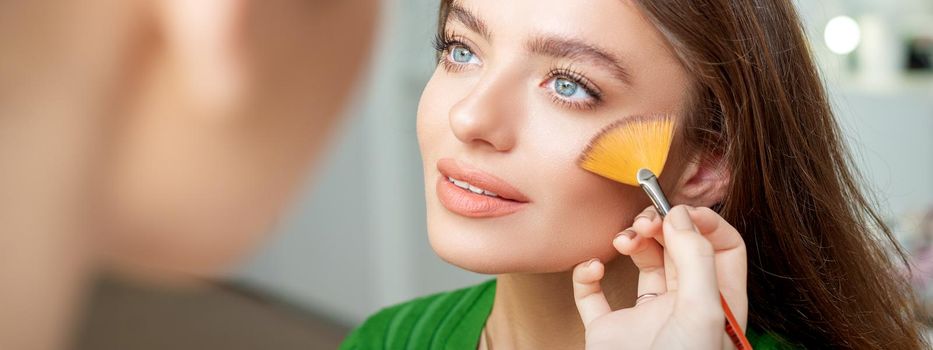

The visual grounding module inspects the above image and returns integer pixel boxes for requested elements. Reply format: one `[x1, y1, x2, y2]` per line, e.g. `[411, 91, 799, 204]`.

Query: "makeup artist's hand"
[572, 205, 748, 350]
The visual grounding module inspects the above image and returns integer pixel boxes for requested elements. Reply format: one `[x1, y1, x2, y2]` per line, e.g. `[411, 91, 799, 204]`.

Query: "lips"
[435, 158, 529, 218]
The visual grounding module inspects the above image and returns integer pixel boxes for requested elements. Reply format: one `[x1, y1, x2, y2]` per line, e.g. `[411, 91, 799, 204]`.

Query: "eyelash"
[432, 32, 604, 111]
[432, 32, 474, 73]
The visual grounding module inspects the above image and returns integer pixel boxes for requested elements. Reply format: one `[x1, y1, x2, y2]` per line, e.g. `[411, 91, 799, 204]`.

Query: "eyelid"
[547, 92, 599, 111]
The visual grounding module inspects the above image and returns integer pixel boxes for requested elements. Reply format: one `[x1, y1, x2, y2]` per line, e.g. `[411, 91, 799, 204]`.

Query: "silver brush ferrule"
[636, 168, 671, 217]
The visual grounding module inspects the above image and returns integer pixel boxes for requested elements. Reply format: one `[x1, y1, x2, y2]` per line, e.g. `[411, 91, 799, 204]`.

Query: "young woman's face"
[417, 0, 691, 273]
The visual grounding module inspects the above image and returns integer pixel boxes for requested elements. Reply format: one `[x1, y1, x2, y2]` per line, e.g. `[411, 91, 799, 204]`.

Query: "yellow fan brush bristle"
[578, 114, 675, 185]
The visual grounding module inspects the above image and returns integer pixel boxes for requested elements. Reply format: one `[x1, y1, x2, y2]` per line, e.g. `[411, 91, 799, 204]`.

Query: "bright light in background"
[824, 16, 861, 55]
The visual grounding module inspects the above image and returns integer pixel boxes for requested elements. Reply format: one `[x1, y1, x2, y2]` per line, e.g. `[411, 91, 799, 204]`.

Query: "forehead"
[445, 0, 679, 73]
[448, 1, 660, 44]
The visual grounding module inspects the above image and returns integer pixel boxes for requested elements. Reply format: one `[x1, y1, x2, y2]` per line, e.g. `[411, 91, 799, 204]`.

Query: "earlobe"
[668, 153, 730, 207]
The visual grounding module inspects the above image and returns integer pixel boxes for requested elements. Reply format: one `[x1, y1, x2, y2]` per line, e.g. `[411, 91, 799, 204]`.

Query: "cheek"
[553, 173, 644, 242]
[529, 129, 649, 264]
[416, 70, 455, 159]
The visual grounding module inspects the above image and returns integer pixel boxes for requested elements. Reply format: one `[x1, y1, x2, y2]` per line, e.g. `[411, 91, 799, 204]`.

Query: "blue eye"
[554, 78, 579, 97]
[551, 77, 593, 101]
[449, 45, 479, 64]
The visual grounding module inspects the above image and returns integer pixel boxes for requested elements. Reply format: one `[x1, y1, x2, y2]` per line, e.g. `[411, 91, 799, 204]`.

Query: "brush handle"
[636, 168, 752, 350]
[721, 294, 754, 350]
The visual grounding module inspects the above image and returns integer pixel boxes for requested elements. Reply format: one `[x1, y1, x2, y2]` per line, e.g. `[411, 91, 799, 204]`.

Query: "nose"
[448, 71, 523, 152]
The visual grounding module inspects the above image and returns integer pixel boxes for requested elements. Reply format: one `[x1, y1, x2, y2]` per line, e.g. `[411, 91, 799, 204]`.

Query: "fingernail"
[669, 206, 694, 230]
[636, 209, 657, 224]
[586, 258, 600, 267]
[634, 215, 650, 226]
[615, 229, 636, 240]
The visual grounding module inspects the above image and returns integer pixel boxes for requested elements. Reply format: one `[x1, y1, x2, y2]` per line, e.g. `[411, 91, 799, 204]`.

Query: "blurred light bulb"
[824, 16, 861, 55]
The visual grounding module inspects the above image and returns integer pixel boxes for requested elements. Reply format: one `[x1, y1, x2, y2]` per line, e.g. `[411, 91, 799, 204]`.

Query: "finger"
[663, 248, 678, 291]
[612, 229, 644, 255]
[687, 207, 748, 328]
[663, 206, 722, 320]
[572, 258, 612, 327]
[615, 233, 667, 304]
[686, 206, 746, 293]
[629, 206, 679, 290]
[631, 206, 663, 242]
[687, 207, 745, 252]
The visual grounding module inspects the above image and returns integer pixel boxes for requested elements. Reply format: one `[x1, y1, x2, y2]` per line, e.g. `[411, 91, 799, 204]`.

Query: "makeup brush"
[578, 114, 753, 350]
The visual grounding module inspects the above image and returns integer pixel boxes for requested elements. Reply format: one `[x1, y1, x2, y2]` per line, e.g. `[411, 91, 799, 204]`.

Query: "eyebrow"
[526, 36, 632, 84]
[447, 4, 491, 40]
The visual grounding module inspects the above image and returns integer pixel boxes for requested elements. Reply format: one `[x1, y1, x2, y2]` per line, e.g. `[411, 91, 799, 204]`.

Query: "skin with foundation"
[418, 0, 745, 348]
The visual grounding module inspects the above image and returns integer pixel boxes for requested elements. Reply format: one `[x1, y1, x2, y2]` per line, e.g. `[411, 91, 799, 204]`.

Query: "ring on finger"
[635, 292, 661, 305]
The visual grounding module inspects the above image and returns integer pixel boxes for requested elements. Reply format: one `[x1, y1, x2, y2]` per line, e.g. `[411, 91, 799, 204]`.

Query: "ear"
[667, 153, 730, 207]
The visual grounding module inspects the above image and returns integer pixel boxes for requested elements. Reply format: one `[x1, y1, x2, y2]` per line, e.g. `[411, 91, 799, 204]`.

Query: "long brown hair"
[439, 1, 927, 348]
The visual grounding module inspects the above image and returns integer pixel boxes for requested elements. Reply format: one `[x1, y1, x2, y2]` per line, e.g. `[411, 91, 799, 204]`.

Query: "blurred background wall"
[231, 0, 933, 329]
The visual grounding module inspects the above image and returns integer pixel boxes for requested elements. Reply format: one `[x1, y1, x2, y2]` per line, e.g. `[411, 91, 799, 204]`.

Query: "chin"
[427, 234, 519, 275]
[425, 214, 620, 275]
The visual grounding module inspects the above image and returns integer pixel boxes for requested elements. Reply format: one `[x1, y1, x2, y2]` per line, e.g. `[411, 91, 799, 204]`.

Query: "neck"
[484, 256, 639, 349]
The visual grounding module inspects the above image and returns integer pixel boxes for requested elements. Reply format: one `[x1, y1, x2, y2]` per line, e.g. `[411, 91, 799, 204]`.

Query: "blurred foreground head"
[1, 0, 378, 280]
[2, 1, 376, 348]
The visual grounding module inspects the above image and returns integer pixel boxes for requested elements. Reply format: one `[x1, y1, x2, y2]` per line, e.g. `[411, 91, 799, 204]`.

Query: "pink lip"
[435, 158, 529, 218]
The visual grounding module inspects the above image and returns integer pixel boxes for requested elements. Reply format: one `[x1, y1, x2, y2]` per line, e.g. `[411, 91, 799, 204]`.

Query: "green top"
[341, 279, 793, 350]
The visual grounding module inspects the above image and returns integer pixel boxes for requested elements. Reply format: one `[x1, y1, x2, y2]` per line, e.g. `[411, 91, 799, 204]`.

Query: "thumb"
[572, 258, 612, 328]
